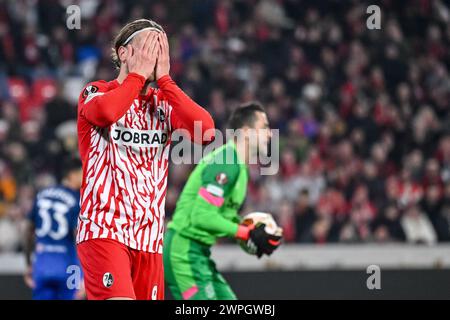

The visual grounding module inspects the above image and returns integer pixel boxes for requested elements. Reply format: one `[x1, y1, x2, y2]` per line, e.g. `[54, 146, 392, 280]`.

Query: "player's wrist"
[156, 74, 171, 86]
[235, 224, 252, 241]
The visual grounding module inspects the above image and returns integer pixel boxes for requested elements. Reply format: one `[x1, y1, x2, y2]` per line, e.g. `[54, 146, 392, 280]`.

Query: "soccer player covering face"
[76, 19, 214, 300]
[24, 158, 85, 300]
[164, 103, 282, 300]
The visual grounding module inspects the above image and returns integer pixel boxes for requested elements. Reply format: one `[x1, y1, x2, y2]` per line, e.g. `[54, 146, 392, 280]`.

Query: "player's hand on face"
[247, 223, 282, 258]
[24, 265, 35, 289]
[155, 31, 170, 80]
[126, 31, 160, 80]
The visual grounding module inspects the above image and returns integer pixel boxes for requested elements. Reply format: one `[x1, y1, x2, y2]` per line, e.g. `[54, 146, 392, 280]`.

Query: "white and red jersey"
[76, 73, 214, 253]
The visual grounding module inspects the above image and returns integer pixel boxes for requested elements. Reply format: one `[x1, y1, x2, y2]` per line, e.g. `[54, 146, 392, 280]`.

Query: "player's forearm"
[24, 249, 32, 267]
[157, 75, 215, 144]
[24, 223, 35, 267]
[191, 197, 239, 237]
[82, 73, 146, 127]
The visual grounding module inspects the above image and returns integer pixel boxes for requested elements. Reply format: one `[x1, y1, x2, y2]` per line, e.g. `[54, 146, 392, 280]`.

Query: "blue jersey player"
[24, 158, 85, 300]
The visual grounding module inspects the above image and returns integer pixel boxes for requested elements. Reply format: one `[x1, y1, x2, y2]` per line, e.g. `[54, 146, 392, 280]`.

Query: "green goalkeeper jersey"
[167, 141, 248, 246]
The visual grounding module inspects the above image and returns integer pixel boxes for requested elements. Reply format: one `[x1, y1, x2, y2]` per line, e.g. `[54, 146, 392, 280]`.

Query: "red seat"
[19, 98, 41, 123]
[32, 78, 57, 106]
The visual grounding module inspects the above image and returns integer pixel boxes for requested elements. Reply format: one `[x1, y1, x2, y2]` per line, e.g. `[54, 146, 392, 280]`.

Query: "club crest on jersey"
[82, 85, 98, 98]
[103, 272, 113, 288]
[216, 172, 228, 185]
[156, 107, 165, 122]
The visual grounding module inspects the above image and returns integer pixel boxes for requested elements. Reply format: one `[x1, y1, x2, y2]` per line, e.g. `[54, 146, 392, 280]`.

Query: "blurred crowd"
[0, 0, 450, 252]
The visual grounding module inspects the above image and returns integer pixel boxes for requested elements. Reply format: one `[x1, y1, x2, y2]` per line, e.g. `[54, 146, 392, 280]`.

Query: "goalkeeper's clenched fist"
[241, 223, 283, 258]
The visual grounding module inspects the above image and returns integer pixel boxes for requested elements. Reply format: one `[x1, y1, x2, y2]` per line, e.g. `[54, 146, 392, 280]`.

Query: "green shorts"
[163, 228, 237, 300]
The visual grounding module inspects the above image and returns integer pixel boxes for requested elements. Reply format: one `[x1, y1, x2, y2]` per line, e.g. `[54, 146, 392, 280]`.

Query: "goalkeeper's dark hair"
[227, 102, 266, 130]
[61, 157, 82, 179]
[111, 19, 164, 69]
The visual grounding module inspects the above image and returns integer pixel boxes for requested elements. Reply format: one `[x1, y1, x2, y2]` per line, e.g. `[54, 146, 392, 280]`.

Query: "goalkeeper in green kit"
[164, 102, 282, 300]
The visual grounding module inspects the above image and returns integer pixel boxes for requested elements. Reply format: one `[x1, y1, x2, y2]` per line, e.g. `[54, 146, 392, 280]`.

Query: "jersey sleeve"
[189, 160, 241, 238]
[78, 73, 146, 127]
[156, 75, 215, 145]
